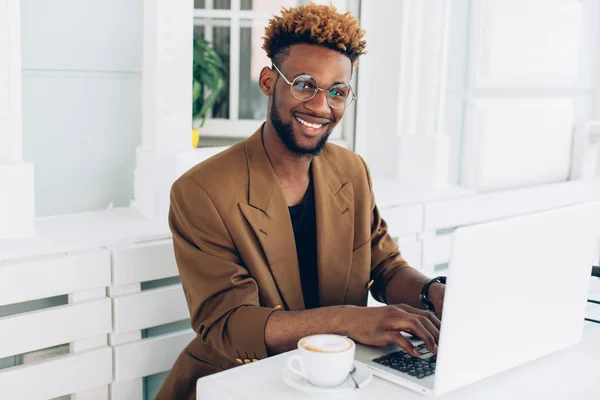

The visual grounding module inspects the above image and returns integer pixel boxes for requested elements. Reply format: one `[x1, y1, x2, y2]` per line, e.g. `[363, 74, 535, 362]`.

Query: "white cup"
[286, 334, 356, 387]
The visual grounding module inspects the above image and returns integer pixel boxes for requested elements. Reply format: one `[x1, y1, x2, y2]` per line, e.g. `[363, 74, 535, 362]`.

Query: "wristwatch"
[420, 276, 446, 312]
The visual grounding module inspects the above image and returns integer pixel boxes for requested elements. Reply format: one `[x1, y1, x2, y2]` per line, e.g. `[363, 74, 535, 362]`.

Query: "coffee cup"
[286, 334, 356, 387]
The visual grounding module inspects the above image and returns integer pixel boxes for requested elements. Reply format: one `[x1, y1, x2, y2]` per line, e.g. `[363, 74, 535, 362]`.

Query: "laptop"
[355, 201, 600, 396]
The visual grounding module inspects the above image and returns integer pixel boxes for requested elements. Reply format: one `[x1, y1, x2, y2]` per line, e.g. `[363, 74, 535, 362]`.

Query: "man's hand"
[428, 283, 445, 316]
[342, 304, 441, 357]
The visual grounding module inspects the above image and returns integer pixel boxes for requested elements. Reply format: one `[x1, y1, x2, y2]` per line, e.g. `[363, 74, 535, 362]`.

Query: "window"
[193, 0, 360, 149]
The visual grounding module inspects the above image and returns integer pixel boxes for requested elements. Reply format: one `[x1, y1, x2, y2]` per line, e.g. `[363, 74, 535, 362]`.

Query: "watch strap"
[420, 276, 446, 312]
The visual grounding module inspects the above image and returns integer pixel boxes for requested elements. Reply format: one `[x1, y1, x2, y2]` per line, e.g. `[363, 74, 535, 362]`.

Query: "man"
[157, 4, 445, 399]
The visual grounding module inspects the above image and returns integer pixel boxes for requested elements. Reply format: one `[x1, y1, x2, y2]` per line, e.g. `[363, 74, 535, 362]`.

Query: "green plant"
[192, 36, 227, 126]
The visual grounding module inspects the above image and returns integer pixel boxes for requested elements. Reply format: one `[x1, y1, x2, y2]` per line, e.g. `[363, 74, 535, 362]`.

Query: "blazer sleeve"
[169, 176, 276, 362]
[359, 157, 412, 304]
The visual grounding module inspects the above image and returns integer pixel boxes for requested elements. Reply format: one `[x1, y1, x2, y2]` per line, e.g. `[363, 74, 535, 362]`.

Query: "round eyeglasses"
[272, 63, 356, 110]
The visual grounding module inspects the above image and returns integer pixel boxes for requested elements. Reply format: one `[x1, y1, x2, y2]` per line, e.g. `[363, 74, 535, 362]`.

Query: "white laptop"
[355, 201, 600, 396]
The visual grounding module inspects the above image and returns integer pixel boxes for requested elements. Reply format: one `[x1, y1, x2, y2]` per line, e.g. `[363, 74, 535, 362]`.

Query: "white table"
[196, 328, 600, 400]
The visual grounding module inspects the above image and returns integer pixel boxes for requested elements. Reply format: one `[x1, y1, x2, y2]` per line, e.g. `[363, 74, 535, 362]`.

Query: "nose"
[303, 89, 331, 116]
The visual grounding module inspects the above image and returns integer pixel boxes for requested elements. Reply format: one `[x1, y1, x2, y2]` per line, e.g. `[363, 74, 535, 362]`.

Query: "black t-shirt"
[288, 178, 319, 309]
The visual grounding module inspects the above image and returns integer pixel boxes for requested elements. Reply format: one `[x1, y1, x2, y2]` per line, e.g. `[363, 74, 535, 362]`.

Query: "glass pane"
[241, 0, 300, 12]
[239, 21, 271, 120]
[214, 0, 231, 10]
[195, 0, 230, 10]
[212, 25, 230, 118]
[193, 20, 230, 122]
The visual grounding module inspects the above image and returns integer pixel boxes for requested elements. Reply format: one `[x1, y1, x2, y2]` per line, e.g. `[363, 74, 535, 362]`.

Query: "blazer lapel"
[312, 153, 354, 307]
[238, 129, 305, 311]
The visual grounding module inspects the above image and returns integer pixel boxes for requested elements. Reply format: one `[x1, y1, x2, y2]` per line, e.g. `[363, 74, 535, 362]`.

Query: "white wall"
[446, 0, 600, 190]
[20, 0, 143, 216]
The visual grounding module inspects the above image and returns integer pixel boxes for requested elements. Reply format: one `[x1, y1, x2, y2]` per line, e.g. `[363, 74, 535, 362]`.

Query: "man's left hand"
[428, 283, 445, 316]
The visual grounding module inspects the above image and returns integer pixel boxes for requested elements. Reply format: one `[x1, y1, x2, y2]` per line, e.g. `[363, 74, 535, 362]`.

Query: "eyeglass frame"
[271, 63, 357, 110]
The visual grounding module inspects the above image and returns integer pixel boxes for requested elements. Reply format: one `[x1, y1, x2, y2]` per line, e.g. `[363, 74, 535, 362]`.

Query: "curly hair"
[262, 3, 367, 67]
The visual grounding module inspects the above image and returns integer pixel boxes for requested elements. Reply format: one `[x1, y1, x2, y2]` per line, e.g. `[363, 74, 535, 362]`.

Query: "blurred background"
[10, 0, 600, 217]
[1, 0, 599, 399]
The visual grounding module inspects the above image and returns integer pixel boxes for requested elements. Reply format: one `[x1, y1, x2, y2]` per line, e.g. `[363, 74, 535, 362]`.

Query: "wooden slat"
[112, 284, 188, 332]
[0, 346, 112, 400]
[110, 239, 178, 285]
[586, 303, 600, 321]
[0, 298, 111, 358]
[424, 180, 600, 231]
[113, 329, 195, 381]
[589, 278, 600, 302]
[381, 204, 423, 238]
[0, 249, 110, 305]
[422, 233, 453, 266]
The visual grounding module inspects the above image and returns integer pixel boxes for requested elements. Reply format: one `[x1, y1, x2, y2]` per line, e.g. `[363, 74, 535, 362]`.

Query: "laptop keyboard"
[372, 343, 437, 379]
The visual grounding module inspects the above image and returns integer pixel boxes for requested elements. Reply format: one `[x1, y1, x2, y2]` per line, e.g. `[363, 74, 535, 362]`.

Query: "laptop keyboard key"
[373, 347, 437, 380]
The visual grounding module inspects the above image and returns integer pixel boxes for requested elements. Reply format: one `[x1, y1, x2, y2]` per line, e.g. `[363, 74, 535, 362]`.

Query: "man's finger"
[385, 331, 419, 357]
[417, 315, 440, 343]
[397, 304, 441, 330]
[396, 318, 438, 355]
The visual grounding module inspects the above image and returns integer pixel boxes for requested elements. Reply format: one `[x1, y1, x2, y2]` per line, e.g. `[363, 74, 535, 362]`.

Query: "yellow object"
[192, 128, 200, 148]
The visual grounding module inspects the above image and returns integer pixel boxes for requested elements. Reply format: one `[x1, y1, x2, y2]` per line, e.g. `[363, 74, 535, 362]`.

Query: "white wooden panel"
[396, 238, 422, 269]
[20, 0, 142, 71]
[113, 284, 188, 332]
[108, 283, 142, 347]
[0, 208, 170, 262]
[373, 179, 475, 208]
[426, 175, 600, 231]
[463, 98, 574, 191]
[72, 385, 108, 400]
[0, 346, 112, 400]
[589, 278, 600, 302]
[422, 233, 453, 266]
[114, 329, 195, 382]
[469, 0, 582, 88]
[111, 239, 178, 285]
[110, 380, 143, 400]
[0, 249, 110, 305]
[381, 204, 423, 237]
[584, 320, 600, 334]
[0, 298, 111, 358]
[586, 303, 600, 321]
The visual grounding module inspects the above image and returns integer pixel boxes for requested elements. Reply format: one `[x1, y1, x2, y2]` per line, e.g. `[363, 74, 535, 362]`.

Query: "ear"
[259, 66, 277, 96]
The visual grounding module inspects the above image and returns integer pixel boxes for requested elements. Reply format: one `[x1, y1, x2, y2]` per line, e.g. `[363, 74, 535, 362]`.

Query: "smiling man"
[157, 4, 446, 399]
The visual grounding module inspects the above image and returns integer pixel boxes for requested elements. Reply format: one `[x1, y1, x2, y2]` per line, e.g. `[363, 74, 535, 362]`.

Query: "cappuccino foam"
[300, 335, 353, 353]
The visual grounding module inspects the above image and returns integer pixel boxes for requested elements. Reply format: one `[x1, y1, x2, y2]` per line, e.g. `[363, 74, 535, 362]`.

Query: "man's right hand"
[341, 304, 441, 357]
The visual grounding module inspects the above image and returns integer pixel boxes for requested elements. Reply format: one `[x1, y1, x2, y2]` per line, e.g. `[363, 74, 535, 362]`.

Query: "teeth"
[296, 117, 323, 129]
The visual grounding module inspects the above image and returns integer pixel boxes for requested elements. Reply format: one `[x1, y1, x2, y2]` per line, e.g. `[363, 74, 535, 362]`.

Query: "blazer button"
[273, 305, 282, 310]
[366, 279, 374, 290]
[244, 359, 252, 364]
[236, 358, 243, 365]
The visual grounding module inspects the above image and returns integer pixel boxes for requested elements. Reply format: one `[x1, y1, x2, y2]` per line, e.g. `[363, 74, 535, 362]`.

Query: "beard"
[270, 91, 332, 158]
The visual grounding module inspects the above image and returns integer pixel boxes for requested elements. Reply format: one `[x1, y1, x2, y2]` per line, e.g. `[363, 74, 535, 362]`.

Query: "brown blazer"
[157, 128, 410, 399]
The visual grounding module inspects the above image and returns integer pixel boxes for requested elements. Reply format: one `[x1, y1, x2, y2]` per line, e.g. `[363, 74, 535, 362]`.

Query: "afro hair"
[262, 3, 367, 67]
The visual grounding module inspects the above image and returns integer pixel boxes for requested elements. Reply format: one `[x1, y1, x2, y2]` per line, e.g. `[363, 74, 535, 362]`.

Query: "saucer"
[281, 361, 373, 395]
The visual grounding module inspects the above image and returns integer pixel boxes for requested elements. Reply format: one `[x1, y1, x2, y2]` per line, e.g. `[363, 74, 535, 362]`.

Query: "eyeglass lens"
[290, 75, 354, 109]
